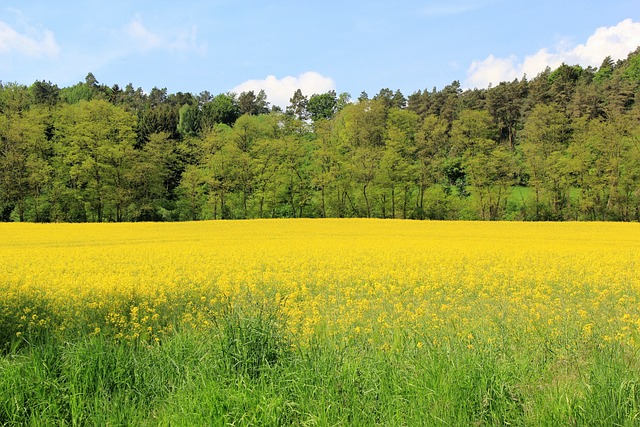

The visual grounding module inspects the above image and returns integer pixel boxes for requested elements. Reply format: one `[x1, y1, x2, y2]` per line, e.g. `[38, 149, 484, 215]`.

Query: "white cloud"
[231, 72, 336, 109]
[124, 19, 162, 51]
[168, 25, 206, 56]
[465, 18, 640, 88]
[123, 18, 207, 55]
[0, 20, 59, 58]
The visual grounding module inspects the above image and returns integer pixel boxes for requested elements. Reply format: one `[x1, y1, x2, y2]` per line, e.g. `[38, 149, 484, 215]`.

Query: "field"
[2, 219, 640, 425]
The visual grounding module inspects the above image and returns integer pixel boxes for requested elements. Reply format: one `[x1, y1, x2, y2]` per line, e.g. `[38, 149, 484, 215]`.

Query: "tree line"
[1, 48, 640, 222]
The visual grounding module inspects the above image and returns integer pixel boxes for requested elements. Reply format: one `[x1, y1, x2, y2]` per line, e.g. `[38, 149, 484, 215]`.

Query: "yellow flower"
[0, 219, 638, 349]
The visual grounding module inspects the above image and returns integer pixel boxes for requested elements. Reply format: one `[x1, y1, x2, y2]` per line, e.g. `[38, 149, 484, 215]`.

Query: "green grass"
[2, 308, 640, 426]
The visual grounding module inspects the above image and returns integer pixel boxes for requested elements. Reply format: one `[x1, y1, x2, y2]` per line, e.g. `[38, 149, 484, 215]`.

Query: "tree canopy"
[2, 49, 640, 222]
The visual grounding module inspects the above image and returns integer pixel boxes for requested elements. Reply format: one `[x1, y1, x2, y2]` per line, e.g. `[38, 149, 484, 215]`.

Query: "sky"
[1, 1, 639, 108]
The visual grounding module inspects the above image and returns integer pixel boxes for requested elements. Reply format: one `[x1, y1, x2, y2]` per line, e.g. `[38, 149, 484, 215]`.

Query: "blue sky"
[1, 1, 639, 107]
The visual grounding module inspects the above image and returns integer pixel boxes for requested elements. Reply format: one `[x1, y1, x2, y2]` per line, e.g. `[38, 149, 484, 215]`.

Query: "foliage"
[1, 48, 640, 222]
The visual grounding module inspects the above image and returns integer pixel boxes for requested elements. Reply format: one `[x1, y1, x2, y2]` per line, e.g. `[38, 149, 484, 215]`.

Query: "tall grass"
[2, 307, 640, 426]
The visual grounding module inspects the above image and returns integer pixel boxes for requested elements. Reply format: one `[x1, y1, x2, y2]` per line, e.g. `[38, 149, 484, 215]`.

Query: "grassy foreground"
[2, 219, 640, 425]
[3, 321, 640, 426]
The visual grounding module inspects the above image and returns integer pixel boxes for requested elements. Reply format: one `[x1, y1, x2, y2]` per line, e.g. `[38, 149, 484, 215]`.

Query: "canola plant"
[1, 219, 639, 350]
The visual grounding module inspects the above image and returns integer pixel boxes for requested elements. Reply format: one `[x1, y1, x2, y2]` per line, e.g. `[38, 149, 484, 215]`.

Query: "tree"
[524, 69, 552, 111]
[4, 49, 640, 223]
[177, 103, 202, 137]
[570, 113, 640, 221]
[251, 135, 283, 218]
[129, 132, 177, 221]
[60, 79, 94, 104]
[0, 113, 29, 221]
[336, 92, 352, 112]
[548, 63, 584, 108]
[415, 114, 449, 218]
[278, 133, 313, 218]
[237, 90, 269, 115]
[486, 79, 526, 149]
[138, 103, 180, 142]
[431, 81, 462, 123]
[121, 83, 146, 113]
[202, 93, 240, 128]
[377, 108, 418, 218]
[248, 114, 286, 218]
[593, 56, 614, 84]
[334, 100, 387, 216]
[314, 115, 352, 217]
[177, 164, 206, 221]
[407, 89, 430, 117]
[202, 125, 236, 219]
[307, 91, 338, 122]
[234, 114, 263, 152]
[0, 87, 52, 221]
[451, 109, 515, 219]
[197, 90, 213, 105]
[519, 103, 571, 219]
[148, 87, 168, 107]
[23, 107, 55, 222]
[286, 89, 309, 121]
[29, 80, 60, 106]
[464, 147, 517, 220]
[450, 109, 496, 158]
[310, 119, 333, 217]
[56, 100, 137, 222]
[621, 47, 640, 82]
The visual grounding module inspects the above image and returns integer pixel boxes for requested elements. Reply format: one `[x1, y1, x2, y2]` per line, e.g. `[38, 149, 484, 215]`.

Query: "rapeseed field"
[3, 219, 639, 348]
[2, 219, 640, 425]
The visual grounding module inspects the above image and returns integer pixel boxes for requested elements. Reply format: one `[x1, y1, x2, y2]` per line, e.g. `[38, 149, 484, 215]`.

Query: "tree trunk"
[391, 186, 395, 219]
[363, 184, 370, 218]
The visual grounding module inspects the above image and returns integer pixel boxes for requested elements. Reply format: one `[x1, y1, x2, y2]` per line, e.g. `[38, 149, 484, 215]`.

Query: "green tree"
[202, 93, 240, 128]
[373, 88, 406, 110]
[486, 79, 526, 149]
[570, 113, 639, 221]
[0, 87, 52, 221]
[286, 89, 309, 121]
[548, 63, 584, 108]
[310, 119, 331, 217]
[177, 164, 206, 221]
[307, 91, 338, 122]
[520, 103, 571, 219]
[138, 103, 180, 143]
[334, 100, 387, 216]
[465, 147, 517, 220]
[56, 100, 137, 222]
[593, 56, 614, 84]
[202, 126, 237, 219]
[178, 103, 202, 137]
[0, 113, 29, 221]
[377, 108, 418, 218]
[249, 115, 286, 218]
[277, 133, 313, 217]
[237, 90, 269, 115]
[415, 114, 449, 218]
[431, 81, 462, 123]
[60, 78, 94, 104]
[234, 114, 263, 152]
[451, 109, 515, 219]
[29, 80, 60, 106]
[313, 115, 354, 217]
[129, 132, 177, 220]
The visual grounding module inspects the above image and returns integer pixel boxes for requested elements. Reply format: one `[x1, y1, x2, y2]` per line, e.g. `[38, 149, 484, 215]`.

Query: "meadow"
[1, 219, 640, 426]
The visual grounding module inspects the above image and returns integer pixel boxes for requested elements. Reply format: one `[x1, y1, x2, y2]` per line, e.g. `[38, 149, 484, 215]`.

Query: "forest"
[1, 48, 640, 222]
